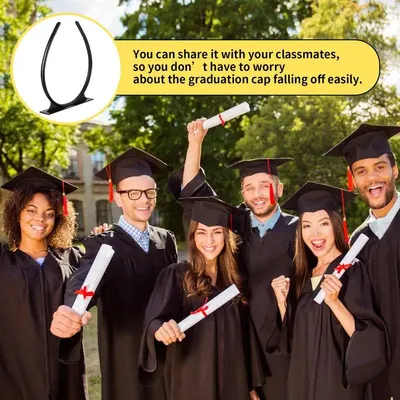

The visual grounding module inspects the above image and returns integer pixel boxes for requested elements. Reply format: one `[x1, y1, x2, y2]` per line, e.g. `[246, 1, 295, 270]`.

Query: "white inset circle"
[11, 13, 121, 125]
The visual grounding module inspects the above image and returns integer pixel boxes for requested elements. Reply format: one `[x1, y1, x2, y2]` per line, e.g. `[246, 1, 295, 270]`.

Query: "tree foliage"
[0, 0, 79, 180]
[87, 0, 312, 237]
[236, 0, 400, 231]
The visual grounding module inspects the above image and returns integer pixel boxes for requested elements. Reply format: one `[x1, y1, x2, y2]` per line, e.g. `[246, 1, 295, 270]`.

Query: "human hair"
[183, 220, 243, 299]
[388, 152, 397, 168]
[293, 209, 349, 299]
[350, 152, 397, 173]
[240, 173, 280, 190]
[2, 188, 77, 250]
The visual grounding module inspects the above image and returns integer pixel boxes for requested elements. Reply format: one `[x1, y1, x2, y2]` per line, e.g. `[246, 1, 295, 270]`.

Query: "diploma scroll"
[202, 102, 251, 130]
[178, 284, 240, 333]
[72, 244, 115, 316]
[314, 233, 369, 304]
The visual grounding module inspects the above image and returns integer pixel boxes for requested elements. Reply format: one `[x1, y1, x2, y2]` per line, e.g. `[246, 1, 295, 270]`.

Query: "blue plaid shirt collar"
[118, 215, 150, 252]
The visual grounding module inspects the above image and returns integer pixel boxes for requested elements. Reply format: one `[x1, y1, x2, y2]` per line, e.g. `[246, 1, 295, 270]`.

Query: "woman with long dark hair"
[139, 196, 264, 400]
[0, 166, 88, 400]
[271, 182, 389, 400]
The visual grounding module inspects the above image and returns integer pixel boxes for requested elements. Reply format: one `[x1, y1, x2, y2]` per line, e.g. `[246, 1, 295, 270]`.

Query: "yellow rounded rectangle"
[116, 40, 379, 96]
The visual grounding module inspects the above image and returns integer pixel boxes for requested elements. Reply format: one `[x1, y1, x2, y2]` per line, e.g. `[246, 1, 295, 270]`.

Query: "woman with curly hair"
[0, 166, 88, 400]
[139, 196, 264, 400]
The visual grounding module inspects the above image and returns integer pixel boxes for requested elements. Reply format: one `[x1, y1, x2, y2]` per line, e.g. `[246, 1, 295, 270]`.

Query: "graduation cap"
[227, 158, 293, 206]
[1, 166, 78, 216]
[282, 181, 357, 242]
[95, 147, 168, 202]
[179, 196, 245, 230]
[324, 124, 400, 191]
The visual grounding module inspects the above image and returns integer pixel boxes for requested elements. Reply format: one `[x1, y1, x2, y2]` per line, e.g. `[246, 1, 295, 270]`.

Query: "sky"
[45, 0, 400, 124]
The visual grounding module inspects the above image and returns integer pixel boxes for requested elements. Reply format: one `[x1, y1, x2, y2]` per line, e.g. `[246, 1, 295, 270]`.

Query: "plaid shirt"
[118, 215, 150, 252]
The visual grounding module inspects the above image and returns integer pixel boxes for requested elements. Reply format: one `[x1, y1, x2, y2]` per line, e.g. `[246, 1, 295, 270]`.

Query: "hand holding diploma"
[154, 285, 240, 345]
[187, 102, 251, 143]
[314, 233, 369, 304]
[202, 102, 251, 129]
[50, 305, 92, 338]
[51, 244, 115, 338]
[178, 284, 240, 333]
[155, 320, 186, 345]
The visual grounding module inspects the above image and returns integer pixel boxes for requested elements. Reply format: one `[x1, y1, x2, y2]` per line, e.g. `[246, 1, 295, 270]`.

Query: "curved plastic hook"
[40, 21, 93, 115]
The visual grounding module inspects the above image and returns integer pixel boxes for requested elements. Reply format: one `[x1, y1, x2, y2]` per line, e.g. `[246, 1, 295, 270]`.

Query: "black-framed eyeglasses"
[116, 188, 159, 200]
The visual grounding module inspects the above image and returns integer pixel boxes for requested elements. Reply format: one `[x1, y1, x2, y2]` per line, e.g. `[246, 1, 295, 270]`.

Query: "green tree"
[87, 0, 312, 238]
[0, 0, 79, 180]
[236, 0, 400, 231]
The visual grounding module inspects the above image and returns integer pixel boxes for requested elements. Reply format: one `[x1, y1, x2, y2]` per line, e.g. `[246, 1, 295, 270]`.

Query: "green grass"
[83, 307, 101, 400]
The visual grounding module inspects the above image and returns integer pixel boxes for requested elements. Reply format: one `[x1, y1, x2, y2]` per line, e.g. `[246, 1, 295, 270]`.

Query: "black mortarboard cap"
[95, 147, 168, 202]
[95, 146, 168, 184]
[324, 124, 400, 166]
[179, 196, 246, 229]
[227, 158, 293, 179]
[1, 166, 78, 216]
[1, 166, 78, 194]
[282, 181, 356, 214]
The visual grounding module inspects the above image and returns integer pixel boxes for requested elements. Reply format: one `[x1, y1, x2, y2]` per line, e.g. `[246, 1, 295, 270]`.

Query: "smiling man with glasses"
[51, 147, 178, 400]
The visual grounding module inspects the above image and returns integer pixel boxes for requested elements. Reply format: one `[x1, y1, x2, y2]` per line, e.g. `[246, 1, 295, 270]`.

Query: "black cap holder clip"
[40, 21, 93, 115]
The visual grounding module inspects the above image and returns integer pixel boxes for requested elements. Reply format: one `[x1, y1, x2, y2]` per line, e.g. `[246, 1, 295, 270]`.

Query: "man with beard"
[168, 119, 298, 400]
[50, 147, 178, 400]
[325, 123, 400, 400]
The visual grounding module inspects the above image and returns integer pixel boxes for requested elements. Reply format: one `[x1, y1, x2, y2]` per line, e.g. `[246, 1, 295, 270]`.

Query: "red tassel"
[108, 179, 114, 202]
[269, 183, 276, 205]
[347, 167, 354, 192]
[342, 218, 349, 243]
[106, 165, 113, 202]
[267, 159, 276, 205]
[62, 182, 68, 216]
[341, 190, 349, 242]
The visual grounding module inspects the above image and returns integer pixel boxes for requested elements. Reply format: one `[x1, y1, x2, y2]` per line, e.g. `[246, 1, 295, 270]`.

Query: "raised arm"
[183, 119, 209, 188]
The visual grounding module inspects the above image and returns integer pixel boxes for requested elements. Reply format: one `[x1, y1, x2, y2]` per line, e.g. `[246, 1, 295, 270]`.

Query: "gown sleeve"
[168, 166, 217, 200]
[240, 303, 267, 390]
[342, 261, 390, 387]
[139, 264, 184, 387]
[59, 237, 104, 364]
[265, 290, 295, 356]
[166, 230, 178, 264]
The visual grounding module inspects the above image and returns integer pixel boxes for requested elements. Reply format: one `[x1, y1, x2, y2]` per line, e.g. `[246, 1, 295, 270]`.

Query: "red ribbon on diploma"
[191, 297, 209, 317]
[74, 286, 95, 299]
[218, 114, 226, 126]
[334, 263, 352, 274]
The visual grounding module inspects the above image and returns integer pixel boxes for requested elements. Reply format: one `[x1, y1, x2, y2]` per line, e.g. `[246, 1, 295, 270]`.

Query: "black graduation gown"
[139, 262, 265, 400]
[169, 168, 297, 400]
[351, 209, 400, 399]
[64, 225, 178, 400]
[0, 246, 87, 400]
[287, 256, 389, 400]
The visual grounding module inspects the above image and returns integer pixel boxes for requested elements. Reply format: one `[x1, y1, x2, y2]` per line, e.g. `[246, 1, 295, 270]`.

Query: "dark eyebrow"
[354, 160, 388, 173]
[27, 204, 55, 212]
[302, 217, 329, 223]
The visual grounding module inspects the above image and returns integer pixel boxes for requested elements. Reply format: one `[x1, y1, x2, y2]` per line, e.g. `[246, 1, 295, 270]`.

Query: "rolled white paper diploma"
[314, 233, 369, 304]
[178, 284, 240, 333]
[72, 244, 115, 316]
[202, 102, 251, 130]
